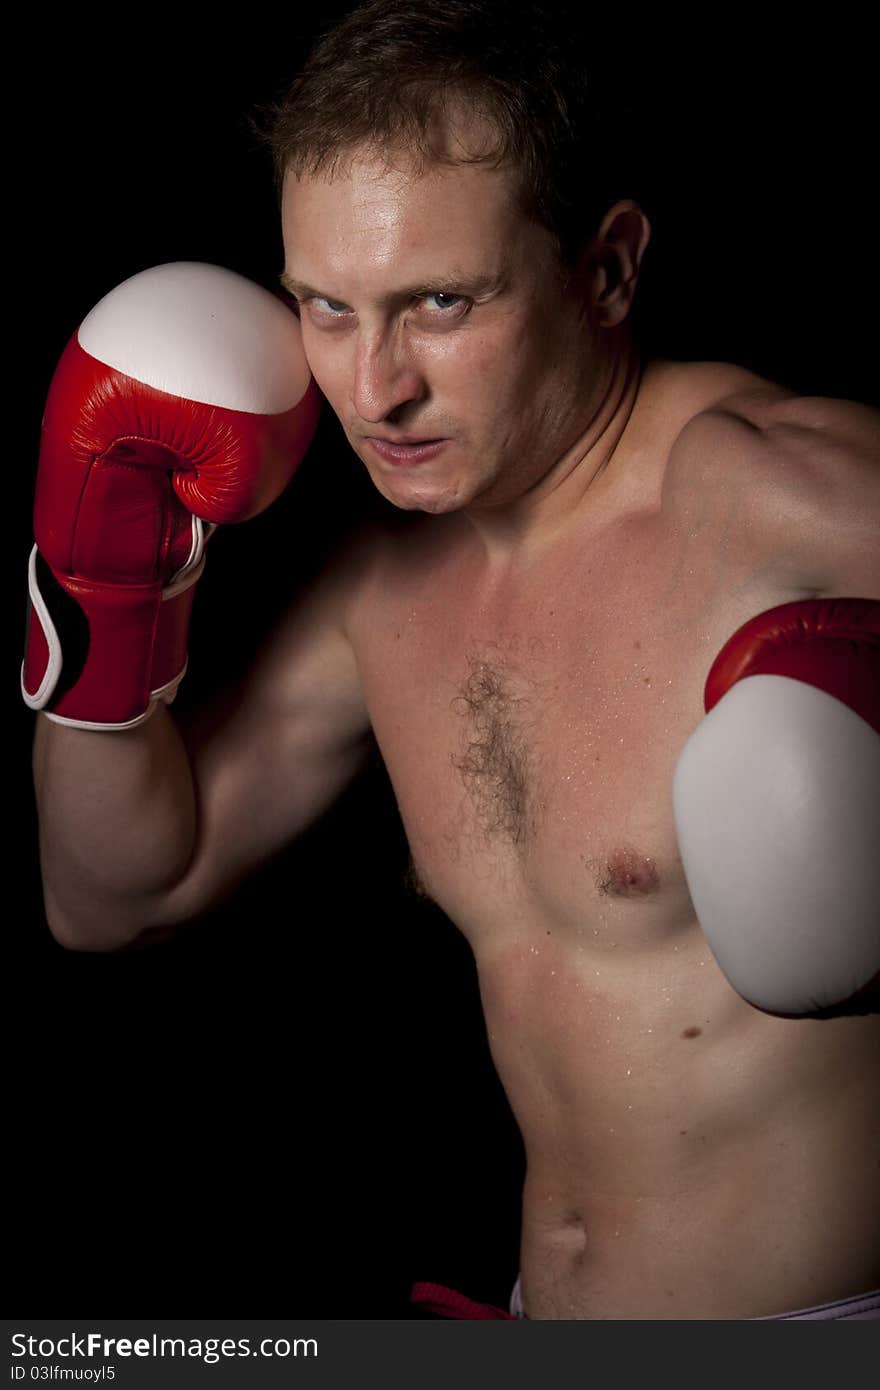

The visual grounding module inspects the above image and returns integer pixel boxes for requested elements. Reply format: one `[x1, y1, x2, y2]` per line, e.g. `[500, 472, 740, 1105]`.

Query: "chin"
[367, 467, 468, 515]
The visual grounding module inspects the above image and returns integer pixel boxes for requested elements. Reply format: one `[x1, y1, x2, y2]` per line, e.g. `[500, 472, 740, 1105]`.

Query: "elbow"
[46, 914, 133, 954]
[42, 891, 151, 955]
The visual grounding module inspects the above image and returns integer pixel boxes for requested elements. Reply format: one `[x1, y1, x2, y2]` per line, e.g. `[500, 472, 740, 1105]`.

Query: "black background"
[10, 7, 877, 1318]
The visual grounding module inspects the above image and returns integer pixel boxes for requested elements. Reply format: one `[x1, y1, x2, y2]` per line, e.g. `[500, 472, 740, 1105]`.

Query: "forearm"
[32, 705, 197, 951]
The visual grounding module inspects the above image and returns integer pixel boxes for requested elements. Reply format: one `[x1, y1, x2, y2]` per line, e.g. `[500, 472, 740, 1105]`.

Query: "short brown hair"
[250, 0, 645, 267]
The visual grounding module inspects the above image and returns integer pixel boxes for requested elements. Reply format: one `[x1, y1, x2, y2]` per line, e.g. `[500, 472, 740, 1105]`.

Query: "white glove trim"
[38, 702, 159, 733]
[21, 543, 61, 710]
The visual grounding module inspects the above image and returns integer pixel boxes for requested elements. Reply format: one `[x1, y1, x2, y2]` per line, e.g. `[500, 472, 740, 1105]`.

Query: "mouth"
[363, 436, 450, 467]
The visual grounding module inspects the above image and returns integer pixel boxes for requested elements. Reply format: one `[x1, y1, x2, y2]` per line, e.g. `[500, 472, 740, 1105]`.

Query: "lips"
[364, 436, 449, 466]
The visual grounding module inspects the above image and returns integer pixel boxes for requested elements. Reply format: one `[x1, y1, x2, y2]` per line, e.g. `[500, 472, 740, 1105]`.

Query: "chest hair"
[450, 650, 541, 846]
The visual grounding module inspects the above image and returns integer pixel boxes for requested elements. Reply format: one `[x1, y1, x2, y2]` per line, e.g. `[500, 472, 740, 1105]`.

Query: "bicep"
[158, 571, 375, 928]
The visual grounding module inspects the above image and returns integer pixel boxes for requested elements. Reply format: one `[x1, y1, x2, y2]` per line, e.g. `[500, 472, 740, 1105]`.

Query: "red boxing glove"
[672, 598, 880, 1017]
[21, 262, 320, 730]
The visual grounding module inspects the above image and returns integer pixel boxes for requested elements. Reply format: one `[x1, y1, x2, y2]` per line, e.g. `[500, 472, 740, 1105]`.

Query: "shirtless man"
[24, 1, 879, 1319]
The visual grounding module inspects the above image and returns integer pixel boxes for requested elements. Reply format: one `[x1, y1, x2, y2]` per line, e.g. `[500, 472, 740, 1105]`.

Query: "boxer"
[25, 0, 879, 1318]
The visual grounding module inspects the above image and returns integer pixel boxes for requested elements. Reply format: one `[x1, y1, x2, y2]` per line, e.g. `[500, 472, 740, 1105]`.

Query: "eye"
[415, 292, 472, 323]
[422, 292, 467, 312]
[311, 297, 351, 316]
[300, 295, 355, 330]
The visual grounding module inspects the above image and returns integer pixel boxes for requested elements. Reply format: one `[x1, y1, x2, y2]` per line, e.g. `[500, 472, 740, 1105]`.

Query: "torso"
[346, 357, 880, 1318]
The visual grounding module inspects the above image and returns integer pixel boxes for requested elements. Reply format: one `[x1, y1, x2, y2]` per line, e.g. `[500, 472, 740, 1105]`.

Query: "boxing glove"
[672, 598, 880, 1017]
[21, 262, 320, 730]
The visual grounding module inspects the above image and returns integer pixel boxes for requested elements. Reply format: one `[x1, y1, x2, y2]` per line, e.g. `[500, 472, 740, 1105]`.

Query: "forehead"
[280, 148, 546, 289]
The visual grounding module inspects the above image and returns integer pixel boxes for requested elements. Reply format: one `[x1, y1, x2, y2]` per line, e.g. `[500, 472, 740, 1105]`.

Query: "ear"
[583, 200, 652, 327]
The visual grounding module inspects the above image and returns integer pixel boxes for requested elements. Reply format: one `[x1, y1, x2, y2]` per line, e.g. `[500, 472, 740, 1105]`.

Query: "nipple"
[598, 846, 660, 898]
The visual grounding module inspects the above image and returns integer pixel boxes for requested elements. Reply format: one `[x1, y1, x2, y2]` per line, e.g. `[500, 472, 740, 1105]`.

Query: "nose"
[351, 329, 425, 423]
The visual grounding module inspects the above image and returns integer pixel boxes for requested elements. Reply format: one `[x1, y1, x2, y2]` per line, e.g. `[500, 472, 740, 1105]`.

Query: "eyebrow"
[278, 271, 312, 298]
[277, 268, 504, 301]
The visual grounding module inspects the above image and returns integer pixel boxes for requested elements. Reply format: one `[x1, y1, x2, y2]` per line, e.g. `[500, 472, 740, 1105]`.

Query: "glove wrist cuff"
[21, 543, 203, 730]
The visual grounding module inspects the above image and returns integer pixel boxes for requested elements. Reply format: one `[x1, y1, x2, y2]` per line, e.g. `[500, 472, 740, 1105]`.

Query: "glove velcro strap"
[21, 544, 198, 730]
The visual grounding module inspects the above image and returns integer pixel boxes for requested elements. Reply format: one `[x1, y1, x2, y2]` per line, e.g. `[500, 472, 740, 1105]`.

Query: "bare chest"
[352, 502, 799, 954]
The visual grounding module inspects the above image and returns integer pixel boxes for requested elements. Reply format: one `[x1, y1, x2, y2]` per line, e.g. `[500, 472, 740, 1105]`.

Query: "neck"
[462, 336, 645, 567]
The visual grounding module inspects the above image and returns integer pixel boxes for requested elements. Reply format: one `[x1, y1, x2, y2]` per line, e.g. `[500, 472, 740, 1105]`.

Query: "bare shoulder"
[262, 505, 466, 665]
[347, 506, 471, 605]
[665, 363, 880, 597]
[276, 508, 406, 641]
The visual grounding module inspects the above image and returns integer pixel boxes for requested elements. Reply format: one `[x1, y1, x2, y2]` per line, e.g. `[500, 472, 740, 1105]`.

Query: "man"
[24, 0, 879, 1319]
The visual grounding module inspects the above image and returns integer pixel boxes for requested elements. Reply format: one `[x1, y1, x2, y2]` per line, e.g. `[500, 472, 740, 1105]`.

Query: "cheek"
[298, 332, 349, 407]
[439, 329, 536, 416]
[470, 336, 557, 437]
